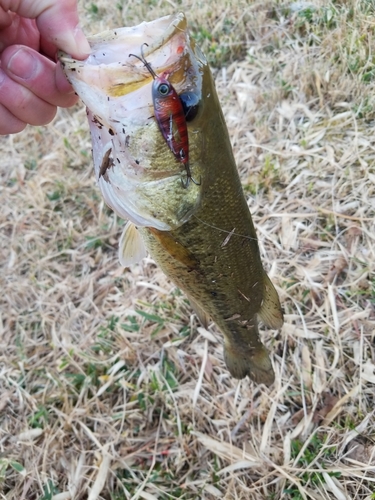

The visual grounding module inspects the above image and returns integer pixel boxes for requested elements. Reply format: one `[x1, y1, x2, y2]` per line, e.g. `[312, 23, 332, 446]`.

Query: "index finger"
[6, 0, 91, 59]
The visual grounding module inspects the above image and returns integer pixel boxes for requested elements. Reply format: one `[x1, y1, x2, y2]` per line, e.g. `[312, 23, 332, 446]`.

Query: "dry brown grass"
[1, 0, 375, 499]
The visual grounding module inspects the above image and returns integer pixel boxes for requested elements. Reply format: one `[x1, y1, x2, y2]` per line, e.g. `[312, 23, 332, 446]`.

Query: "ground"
[0, 1, 375, 499]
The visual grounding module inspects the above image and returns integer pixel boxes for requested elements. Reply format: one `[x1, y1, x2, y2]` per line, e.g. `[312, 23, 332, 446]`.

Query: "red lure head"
[151, 75, 189, 166]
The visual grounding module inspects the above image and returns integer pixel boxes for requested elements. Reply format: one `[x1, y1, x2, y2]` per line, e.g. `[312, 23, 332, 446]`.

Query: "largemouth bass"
[59, 13, 283, 385]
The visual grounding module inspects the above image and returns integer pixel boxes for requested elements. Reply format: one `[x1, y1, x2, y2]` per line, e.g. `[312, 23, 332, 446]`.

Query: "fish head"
[59, 13, 208, 231]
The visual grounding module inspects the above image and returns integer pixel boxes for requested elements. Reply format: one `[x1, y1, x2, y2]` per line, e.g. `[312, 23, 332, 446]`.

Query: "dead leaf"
[346, 440, 375, 465]
[327, 255, 347, 283]
[0, 391, 11, 413]
[345, 226, 362, 251]
[312, 393, 339, 424]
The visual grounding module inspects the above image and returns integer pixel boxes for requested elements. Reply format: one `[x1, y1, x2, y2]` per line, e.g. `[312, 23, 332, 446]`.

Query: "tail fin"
[222, 321, 275, 385]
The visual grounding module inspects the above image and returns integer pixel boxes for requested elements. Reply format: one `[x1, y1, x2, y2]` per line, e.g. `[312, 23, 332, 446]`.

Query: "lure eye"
[158, 83, 170, 96]
[179, 91, 200, 122]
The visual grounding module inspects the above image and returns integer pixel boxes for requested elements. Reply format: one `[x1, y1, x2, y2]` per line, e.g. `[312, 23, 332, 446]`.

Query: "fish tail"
[222, 270, 283, 384]
[222, 320, 275, 385]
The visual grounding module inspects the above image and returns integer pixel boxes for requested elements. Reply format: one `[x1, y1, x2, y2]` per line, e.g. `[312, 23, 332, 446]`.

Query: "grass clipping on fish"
[0, 1, 375, 499]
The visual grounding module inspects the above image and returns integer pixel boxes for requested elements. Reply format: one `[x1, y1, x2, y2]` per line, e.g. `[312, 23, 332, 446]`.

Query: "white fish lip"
[59, 13, 204, 231]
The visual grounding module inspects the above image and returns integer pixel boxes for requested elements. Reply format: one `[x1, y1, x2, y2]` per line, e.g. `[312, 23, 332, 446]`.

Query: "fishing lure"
[129, 44, 200, 188]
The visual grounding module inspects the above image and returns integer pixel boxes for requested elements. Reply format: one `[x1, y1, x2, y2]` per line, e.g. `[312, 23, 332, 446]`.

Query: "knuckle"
[16, 91, 32, 112]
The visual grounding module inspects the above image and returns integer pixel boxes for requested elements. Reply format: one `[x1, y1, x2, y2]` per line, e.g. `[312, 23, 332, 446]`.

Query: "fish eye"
[179, 91, 200, 122]
[158, 83, 170, 96]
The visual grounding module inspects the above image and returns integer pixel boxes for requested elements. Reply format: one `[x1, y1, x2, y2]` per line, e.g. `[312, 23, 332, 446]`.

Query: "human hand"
[0, 0, 91, 134]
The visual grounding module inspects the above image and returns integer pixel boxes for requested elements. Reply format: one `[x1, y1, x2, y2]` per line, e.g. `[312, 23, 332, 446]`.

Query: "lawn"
[0, 0, 374, 499]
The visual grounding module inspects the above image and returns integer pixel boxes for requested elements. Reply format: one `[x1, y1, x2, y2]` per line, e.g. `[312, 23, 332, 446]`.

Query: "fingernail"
[7, 48, 37, 80]
[73, 26, 91, 58]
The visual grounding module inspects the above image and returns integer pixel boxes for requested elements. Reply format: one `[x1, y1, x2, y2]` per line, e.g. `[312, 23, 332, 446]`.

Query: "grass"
[1, 0, 375, 498]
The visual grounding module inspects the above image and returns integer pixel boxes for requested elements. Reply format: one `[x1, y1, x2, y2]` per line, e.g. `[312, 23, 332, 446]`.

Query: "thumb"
[6, 0, 91, 59]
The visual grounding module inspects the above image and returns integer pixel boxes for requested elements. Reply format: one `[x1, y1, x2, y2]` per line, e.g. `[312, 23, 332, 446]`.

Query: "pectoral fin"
[118, 221, 147, 267]
[258, 271, 284, 329]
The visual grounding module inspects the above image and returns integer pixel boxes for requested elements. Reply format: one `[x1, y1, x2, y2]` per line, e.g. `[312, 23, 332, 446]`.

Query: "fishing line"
[192, 215, 259, 243]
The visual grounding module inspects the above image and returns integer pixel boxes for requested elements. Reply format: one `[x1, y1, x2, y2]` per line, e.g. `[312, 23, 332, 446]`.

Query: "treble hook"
[180, 161, 201, 189]
[128, 43, 157, 79]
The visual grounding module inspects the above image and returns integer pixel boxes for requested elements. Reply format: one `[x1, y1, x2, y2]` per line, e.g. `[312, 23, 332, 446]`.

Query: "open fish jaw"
[59, 13, 203, 230]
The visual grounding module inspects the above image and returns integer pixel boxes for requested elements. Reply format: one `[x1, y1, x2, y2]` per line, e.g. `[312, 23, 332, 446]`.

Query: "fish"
[59, 13, 283, 385]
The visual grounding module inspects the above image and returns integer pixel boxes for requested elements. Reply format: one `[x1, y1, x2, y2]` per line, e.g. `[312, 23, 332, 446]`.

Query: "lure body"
[129, 45, 198, 187]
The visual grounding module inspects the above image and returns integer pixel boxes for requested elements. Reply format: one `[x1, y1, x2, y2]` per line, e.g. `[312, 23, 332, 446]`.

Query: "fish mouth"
[58, 13, 205, 231]
[58, 12, 202, 139]
[59, 13, 192, 100]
